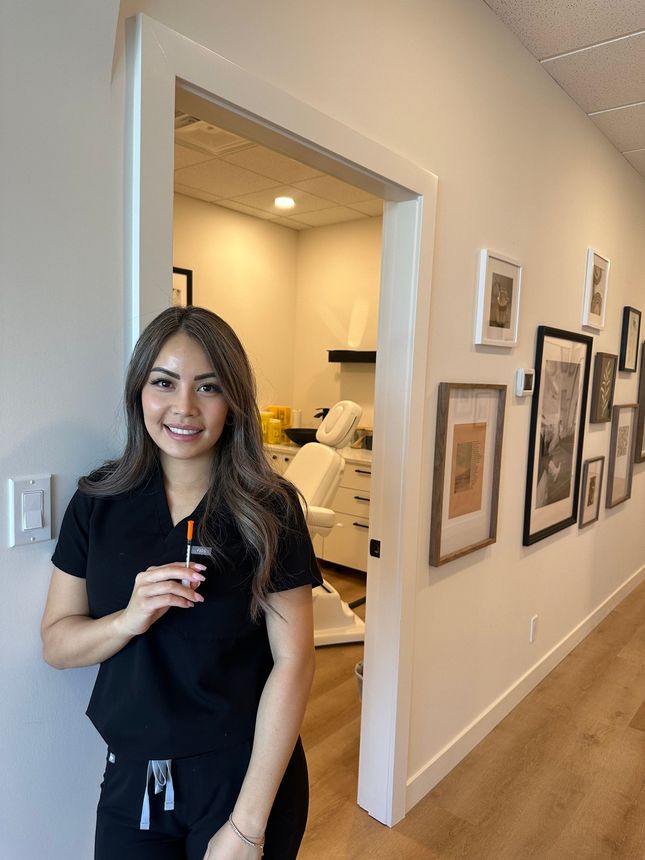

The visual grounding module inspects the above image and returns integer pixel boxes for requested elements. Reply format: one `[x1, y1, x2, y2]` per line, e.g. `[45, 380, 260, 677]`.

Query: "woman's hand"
[203, 820, 264, 859]
[117, 562, 206, 637]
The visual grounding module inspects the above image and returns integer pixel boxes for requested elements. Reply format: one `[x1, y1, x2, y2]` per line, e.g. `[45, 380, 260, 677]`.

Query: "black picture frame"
[589, 352, 617, 423]
[578, 456, 604, 528]
[619, 306, 641, 372]
[523, 326, 592, 546]
[172, 266, 193, 307]
[635, 343, 645, 464]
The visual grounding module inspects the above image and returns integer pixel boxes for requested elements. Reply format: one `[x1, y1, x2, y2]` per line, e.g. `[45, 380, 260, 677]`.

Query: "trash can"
[354, 661, 364, 700]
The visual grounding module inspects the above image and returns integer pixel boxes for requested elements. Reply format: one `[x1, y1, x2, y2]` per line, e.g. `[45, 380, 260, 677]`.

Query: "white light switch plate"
[8, 475, 52, 547]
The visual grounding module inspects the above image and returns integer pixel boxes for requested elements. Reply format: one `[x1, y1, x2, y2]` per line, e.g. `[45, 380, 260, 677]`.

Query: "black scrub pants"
[94, 738, 308, 860]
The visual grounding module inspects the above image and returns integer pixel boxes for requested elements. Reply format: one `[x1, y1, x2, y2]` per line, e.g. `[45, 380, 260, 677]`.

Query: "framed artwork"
[172, 267, 193, 307]
[523, 327, 592, 546]
[474, 250, 522, 347]
[581, 248, 609, 330]
[579, 456, 604, 528]
[589, 352, 617, 423]
[429, 383, 506, 566]
[635, 343, 645, 463]
[619, 306, 641, 372]
[606, 404, 638, 507]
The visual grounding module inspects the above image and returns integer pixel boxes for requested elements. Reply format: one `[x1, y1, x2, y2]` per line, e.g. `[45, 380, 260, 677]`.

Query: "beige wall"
[173, 194, 381, 425]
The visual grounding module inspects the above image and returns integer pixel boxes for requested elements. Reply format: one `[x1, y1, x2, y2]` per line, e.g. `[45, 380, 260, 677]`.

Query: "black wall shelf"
[328, 350, 377, 363]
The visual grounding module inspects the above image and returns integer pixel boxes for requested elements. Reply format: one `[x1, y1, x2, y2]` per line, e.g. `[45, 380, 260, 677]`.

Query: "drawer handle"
[353, 521, 369, 529]
[355, 469, 372, 476]
[353, 495, 370, 502]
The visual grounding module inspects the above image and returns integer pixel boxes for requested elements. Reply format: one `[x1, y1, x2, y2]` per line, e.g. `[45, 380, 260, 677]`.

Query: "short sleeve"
[270, 497, 323, 593]
[51, 489, 94, 578]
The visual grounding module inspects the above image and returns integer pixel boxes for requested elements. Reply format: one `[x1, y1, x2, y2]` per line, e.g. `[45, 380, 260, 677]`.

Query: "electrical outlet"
[529, 614, 538, 643]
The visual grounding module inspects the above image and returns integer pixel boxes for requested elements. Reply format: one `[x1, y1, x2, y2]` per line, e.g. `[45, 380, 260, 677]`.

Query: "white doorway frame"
[125, 13, 437, 827]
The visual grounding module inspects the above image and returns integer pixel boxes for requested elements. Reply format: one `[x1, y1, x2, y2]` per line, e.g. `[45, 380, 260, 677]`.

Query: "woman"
[41, 306, 320, 859]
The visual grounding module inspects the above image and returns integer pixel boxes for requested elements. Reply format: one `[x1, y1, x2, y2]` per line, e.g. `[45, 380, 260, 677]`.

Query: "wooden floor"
[300, 570, 645, 859]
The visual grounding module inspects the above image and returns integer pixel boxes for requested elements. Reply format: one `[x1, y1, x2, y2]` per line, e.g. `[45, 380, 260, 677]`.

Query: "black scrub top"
[51, 468, 322, 760]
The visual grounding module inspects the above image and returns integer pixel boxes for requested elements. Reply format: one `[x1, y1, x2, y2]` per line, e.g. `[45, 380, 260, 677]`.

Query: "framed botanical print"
[430, 383, 506, 566]
[619, 306, 641, 372]
[635, 343, 645, 463]
[589, 352, 617, 423]
[523, 327, 592, 545]
[172, 266, 193, 307]
[579, 456, 604, 528]
[474, 250, 522, 347]
[606, 404, 638, 508]
[581, 248, 609, 330]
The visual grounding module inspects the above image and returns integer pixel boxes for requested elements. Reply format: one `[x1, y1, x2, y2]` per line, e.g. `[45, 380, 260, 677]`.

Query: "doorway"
[126, 13, 437, 826]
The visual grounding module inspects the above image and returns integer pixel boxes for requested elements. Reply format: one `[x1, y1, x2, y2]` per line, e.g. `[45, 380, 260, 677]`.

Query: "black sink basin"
[284, 428, 318, 446]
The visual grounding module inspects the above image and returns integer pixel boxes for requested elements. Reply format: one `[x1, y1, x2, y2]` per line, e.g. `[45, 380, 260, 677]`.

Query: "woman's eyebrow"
[150, 367, 218, 381]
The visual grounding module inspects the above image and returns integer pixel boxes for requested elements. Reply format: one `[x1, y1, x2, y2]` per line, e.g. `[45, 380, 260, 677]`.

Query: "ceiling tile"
[295, 207, 366, 228]
[484, 0, 645, 60]
[174, 144, 214, 170]
[222, 145, 322, 184]
[349, 199, 384, 216]
[623, 149, 645, 179]
[175, 159, 280, 198]
[230, 185, 338, 215]
[272, 216, 311, 231]
[214, 199, 277, 220]
[292, 174, 376, 205]
[542, 33, 645, 113]
[174, 185, 220, 203]
[590, 102, 645, 152]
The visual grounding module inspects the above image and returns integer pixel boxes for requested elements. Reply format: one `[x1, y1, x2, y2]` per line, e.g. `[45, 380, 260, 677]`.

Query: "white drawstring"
[140, 759, 175, 830]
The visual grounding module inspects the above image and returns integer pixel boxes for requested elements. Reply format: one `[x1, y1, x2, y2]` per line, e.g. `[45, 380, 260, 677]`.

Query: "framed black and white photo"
[581, 248, 609, 330]
[589, 352, 617, 423]
[579, 456, 604, 528]
[635, 343, 645, 463]
[619, 306, 641, 372]
[523, 327, 592, 546]
[430, 383, 506, 566]
[606, 404, 638, 508]
[172, 266, 193, 307]
[474, 250, 522, 347]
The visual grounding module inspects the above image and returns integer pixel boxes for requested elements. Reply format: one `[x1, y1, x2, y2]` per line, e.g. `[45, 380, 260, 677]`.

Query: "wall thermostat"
[515, 368, 535, 397]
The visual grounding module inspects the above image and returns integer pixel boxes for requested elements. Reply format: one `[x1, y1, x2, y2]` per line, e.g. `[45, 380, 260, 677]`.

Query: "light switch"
[8, 475, 52, 546]
[22, 491, 44, 530]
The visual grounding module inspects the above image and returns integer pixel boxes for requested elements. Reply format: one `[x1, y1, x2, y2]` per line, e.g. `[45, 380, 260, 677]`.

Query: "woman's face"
[141, 332, 230, 467]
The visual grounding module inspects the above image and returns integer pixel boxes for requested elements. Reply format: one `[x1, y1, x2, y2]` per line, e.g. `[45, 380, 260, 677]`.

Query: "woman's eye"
[199, 383, 222, 394]
[150, 378, 173, 389]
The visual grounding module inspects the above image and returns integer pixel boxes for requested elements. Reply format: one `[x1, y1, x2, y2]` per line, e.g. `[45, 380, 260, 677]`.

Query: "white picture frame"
[474, 250, 522, 347]
[581, 248, 609, 331]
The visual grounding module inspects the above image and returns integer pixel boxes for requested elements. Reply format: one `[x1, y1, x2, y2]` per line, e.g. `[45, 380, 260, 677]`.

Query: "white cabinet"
[266, 445, 372, 572]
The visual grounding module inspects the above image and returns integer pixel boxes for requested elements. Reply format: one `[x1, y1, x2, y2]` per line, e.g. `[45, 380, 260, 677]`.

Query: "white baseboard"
[405, 563, 645, 812]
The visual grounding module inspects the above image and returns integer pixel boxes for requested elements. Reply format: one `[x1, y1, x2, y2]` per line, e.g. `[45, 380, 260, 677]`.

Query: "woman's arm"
[204, 584, 315, 858]
[41, 563, 206, 669]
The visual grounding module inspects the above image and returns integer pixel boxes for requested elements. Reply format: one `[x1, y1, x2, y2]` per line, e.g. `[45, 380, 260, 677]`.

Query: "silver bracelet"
[228, 814, 265, 853]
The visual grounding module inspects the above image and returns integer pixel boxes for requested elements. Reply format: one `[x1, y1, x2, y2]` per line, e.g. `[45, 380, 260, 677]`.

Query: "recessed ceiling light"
[274, 196, 295, 210]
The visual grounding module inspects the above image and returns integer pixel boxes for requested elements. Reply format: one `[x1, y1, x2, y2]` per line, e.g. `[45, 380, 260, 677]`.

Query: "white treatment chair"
[283, 400, 366, 647]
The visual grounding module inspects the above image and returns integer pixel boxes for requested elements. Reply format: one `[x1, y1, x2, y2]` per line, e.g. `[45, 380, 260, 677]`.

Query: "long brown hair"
[79, 306, 298, 619]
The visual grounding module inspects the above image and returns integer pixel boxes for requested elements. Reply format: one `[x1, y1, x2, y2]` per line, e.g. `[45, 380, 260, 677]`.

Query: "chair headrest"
[316, 400, 362, 449]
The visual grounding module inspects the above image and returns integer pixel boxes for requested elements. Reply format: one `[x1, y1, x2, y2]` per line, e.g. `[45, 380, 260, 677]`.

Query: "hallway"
[301, 574, 645, 859]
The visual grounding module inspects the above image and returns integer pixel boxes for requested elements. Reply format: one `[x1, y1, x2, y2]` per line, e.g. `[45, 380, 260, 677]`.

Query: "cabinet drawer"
[342, 463, 372, 492]
[322, 512, 369, 571]
[333, 486, 370, 517]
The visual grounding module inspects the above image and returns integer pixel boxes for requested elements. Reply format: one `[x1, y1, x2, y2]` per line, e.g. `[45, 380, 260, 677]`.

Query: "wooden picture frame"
[172, 266, 193, 307]
[429, 383, 506, 566]
[589, 352, 617, 423]
[635, 343, 645, 463]
[606, 404, 639, 508]
[581, 248, 609, 331]
[619, 306, 641, 372]
[579, 456, 604, 528]
[474, 250, 522, 347]
[523, 327, 592, 546]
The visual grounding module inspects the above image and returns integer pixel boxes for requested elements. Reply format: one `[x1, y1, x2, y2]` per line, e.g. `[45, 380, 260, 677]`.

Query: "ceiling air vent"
[174, 113, 255, 157]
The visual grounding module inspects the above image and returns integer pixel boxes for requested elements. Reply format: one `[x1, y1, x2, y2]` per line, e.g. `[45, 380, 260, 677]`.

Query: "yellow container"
[268, 418, 282, 445]
[259, 411, 272, 443]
